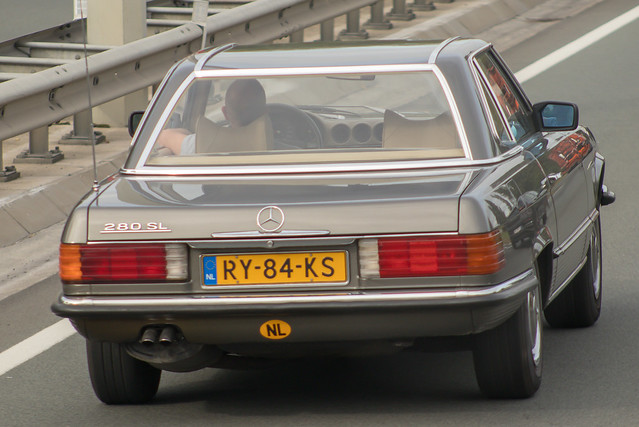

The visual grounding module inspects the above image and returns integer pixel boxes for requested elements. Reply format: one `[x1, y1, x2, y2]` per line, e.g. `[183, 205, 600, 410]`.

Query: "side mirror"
[532, 102, 579, 132]
[128, 111, 145, 137]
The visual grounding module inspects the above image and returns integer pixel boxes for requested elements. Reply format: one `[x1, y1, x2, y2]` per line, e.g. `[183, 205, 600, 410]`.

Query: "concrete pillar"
[290, 30, 304, 43]
[320, 20, 335, 41]
[387, 0, 416, 21]
[14, 126, 64, 164]
[87, 0, 147, 126]
[338, 10, 369, 41]
[59, 109, 106, 145]
[410, 0, 435, 11]
[364, 1, 393, 30]
[0, 141, 20, 182]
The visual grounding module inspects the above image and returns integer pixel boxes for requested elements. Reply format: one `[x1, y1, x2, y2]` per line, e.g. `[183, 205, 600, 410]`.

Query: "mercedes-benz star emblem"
[257, 206, 285, 233]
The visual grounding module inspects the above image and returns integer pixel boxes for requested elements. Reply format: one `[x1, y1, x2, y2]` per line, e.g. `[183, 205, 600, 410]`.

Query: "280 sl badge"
[100, 222, 172, 233]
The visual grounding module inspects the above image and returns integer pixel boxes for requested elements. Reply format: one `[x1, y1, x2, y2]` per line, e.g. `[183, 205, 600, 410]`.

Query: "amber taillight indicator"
[359, 231, 505, 278]
[59, 243, 188, 283]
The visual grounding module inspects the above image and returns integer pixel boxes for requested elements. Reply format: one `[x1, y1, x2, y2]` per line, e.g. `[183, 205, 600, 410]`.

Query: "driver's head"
[222, 79, 266, 127]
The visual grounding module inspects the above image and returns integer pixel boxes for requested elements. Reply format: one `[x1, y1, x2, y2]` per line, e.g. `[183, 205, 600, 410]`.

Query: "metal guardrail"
[0, 0, 381, 141]
[0, 0, 444, 180]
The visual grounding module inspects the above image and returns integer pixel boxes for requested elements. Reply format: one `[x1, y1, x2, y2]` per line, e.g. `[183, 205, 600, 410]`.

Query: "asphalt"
[0, 0, 604, 300]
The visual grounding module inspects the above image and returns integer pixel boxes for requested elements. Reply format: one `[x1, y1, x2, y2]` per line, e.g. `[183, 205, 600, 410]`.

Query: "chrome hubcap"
[527, 289, 542, 368]
[591, 224, 602, 300]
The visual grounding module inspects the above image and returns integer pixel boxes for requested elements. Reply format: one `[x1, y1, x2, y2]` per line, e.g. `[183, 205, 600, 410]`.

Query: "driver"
[156, 79, 267, 155]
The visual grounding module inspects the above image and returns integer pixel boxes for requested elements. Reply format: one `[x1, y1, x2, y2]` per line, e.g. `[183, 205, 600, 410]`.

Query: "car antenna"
[79, 2, 100, 193]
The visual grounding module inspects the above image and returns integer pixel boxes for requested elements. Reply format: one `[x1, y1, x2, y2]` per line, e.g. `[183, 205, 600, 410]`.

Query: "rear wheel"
[472, 285, 543, 398]
[544, 217, 602, 328]
[87, 340, 161, 404]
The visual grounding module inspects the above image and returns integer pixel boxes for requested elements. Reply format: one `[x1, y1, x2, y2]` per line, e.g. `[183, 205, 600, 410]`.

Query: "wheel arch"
[594, 153, 605, 206]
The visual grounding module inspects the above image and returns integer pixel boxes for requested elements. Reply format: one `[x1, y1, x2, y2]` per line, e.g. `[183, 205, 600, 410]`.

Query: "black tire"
[87, 340, 161, 404]
[472, 285, 543, 398]
[544, 217, 602, 328]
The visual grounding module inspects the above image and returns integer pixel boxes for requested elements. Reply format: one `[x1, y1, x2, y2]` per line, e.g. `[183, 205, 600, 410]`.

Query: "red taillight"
[360, 231, 504, 278]
[59, 243, 188, 283]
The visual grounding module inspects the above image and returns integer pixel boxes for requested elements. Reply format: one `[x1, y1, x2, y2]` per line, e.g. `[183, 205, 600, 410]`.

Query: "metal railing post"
[59, 109, 106, 145]
[0, 142, 20, 182]
[0, 0, 388, 145]
[338, 9, 369, 40]
[14, 125, 64, 164]
[386, 0, 416, 21]
[410, 0, 435, 11]
[289, 30, 304, 43]
[364, 1, 393, 30]
[320, 19, 335, 41]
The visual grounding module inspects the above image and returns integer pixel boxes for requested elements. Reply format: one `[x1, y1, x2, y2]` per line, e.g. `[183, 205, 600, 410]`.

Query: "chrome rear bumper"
[52, 269, 537, 344]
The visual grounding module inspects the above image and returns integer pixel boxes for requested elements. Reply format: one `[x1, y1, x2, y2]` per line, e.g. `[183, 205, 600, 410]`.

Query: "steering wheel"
[266, 103, 323, 149]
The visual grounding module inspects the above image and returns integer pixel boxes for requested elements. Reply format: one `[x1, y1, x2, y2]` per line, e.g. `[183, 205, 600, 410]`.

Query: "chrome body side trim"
[58, 269, 535, 309]
[546, 208, 599, 303]
[553, 208, 599, 258]
[212, 230, 331, 238]
[547, 254, 588, 305]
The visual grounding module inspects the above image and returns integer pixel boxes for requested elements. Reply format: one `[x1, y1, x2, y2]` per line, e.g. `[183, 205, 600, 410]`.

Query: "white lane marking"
[516, 5, 639, 82]
[0, 320, 76, 376]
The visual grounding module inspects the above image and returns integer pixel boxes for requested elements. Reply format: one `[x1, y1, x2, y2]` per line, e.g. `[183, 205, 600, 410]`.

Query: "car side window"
[475, 51, 534, 141]
[479, 79, 510, 149]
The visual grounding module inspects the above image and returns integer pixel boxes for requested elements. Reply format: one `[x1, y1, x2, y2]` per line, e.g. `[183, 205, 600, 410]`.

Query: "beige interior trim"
[147, 148, 465, 166]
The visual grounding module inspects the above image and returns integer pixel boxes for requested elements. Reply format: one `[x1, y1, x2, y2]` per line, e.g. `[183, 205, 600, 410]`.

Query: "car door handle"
[546, 173, 562, 184]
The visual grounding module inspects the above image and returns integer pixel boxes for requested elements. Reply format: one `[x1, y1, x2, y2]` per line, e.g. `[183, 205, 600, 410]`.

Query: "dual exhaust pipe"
[139, 326, 179, 346]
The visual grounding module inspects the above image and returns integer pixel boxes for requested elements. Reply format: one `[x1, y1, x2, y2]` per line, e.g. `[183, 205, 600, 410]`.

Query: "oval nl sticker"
[259, 320, 291, 340]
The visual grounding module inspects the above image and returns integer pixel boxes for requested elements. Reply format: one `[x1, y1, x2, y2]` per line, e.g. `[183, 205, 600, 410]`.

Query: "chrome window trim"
[434, 65, 472, 160]
[428, 36, 461, 64]
[468, 51, 510, 148]
[194, 43, 235, 71]
[191, 64, 440, 78]
[135, 72, 198, 167]
[117, 165, 478, 182]
[128, 61, 182, 148]
[469, 47, 517, 142]
[58, 269, 535, 308]
[121, 148, 523, 176]
[131, 63, 473, 172]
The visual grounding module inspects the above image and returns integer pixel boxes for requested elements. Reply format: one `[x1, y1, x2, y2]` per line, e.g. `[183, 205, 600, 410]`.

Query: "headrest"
[195, 115, 273, 153]
[382, 109, 458, 149]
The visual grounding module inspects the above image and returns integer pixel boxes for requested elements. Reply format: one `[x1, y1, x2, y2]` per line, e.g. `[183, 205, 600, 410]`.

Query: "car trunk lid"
[86, 170, 477, 241]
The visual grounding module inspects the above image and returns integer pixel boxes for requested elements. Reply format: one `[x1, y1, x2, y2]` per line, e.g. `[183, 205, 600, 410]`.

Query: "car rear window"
[143, 71, 465, 167]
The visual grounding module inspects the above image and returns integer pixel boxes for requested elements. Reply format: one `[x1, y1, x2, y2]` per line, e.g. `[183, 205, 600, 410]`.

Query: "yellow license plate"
[202, 251, 348, 286]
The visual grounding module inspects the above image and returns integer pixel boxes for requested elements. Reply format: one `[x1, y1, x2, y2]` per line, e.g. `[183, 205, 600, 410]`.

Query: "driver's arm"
[156, 128, 190, 155]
